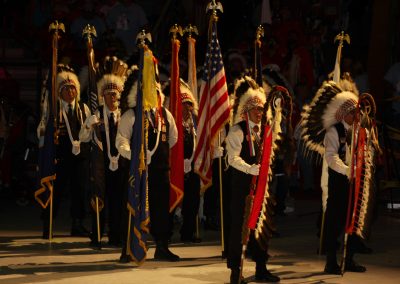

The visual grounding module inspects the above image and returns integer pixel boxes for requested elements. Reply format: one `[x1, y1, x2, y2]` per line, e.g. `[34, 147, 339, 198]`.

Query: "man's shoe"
[324, 263, 341, 275]
[119, 254, 132, 263]
[345, 260, 366, 272]
[230, 269, 247, 284]
[255, 268, 280, 282]
[42, 230, 53, 240]
[154, 245, 180, 261]
[89, 239, 102, 250]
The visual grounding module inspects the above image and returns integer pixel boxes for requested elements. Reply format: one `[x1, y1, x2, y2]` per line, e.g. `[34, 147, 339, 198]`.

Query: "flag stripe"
[194, 20, 230, 191]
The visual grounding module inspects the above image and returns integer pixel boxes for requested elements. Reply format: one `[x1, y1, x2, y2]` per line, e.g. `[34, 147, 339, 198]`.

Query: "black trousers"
[90, 166, 124, 243]
[105, 167, 124, 242]
[148, 167, 172, 242]
[42, 153, 88, 229]
[180, 171, 200, 239]
[119, 158, 130, 255]
[324, 169, 359, 260]
[227, 168, 268, 270]
[203, 159, 221, 219]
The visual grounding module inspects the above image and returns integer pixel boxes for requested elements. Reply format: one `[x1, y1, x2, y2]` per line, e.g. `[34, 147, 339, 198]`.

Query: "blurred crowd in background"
[0, 0, 399, 215]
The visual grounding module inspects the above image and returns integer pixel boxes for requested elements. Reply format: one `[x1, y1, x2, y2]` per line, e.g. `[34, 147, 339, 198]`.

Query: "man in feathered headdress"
[177, 79, 201, 243]
[322, 90, 367, 274]
[300, 79, 367, 274]
[37, 64, 91, 239]
[116, 78, 180, 262]
[225, 76, 280, 284]
[79, 56, 130, 249]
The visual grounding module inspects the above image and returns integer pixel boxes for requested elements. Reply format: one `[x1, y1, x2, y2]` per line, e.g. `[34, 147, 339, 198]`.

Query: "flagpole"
[253, 25, 264, 85]
[96, 197, 101, 242]
[332, 31, 350, 83]
[217, 132, 225, 257]
[48, 20, 65, 241]
[205, 0, 225, 257]
[318, 210, 325, 255]
[49, 182, 53, 241]
[183, 24, 201, 241]
[82, 24, 102, 245]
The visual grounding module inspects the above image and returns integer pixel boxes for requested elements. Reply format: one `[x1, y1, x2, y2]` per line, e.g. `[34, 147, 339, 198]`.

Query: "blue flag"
[127, 47, 150, 265]
[35, 71, 56, 208]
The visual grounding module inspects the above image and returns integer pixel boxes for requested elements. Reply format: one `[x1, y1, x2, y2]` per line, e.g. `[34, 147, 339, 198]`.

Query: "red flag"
[248, 125, 272, 229]
[169, 38, 184, 212]
[194, 19, 231, 191]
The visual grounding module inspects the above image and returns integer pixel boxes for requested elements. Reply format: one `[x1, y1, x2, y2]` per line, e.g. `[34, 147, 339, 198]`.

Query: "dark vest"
[333, 122, 346, 162]
[183, 125, 195, 159]
[328, 122, 348, 179]
[230, 121, 260, 192]
[148, 108, 170, 170]
[237, 121, 260, 165]
[96, 106, 119, 158]
[57, 102, 88, 158]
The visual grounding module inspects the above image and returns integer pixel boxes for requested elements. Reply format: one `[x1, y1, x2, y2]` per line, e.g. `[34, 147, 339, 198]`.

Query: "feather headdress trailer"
[300, 79, 358, 158]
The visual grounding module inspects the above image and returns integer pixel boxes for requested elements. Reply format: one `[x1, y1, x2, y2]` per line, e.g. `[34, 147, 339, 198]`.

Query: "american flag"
[193, 20, 230, 191]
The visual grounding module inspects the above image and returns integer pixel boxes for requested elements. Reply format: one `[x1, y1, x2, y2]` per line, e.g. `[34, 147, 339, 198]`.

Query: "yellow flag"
[142, 49, 158, 110]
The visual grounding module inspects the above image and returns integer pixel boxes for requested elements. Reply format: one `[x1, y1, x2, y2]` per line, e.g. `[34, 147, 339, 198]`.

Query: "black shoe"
[154, 244, 180, 261]
[345, 260, 366, 272]
[324, 263, 341, 275]
[42, 230, 53, 240]
[230, 269, 247, 284]
[89, 239, 102, 250]
[71, 224, 89, 237]
[255, 268, 280, 282]
[119, 254, 132, 263]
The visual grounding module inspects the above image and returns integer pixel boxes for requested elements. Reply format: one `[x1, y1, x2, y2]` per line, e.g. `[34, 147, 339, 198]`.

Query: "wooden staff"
[82, 24, 102, 244]
[253, 25, 264, 85]
[332, 31, 350, 83]
[48, 20, 65, 241]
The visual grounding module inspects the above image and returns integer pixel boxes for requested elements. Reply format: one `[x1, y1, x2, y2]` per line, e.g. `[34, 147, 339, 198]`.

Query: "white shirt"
[61, 99, 75, 113]
[61, 99, 91, 126]
[116, 108, 178, 160]
[79, 105, 120, 143]
[323, 121, 351, 176]
[226, 120, 260, 173]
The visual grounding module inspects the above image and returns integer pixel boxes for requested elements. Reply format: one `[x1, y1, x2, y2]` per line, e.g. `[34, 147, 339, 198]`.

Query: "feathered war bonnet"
[231, 75, 266, 125]
[261, 64, 294, 97]
[120, 65, 139, 110]
[179, 78, 198, 116]
[300, 78, 359, 156]
[124, 65, 166, 110]
[96, 56, 129, 106]
[56, 64, 81, 101]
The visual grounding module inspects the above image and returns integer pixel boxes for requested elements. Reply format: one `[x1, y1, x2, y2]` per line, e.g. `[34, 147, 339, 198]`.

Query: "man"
[79, 56, 129, 248]
[225, 76, 280, 284]
[116, 87, 180, 261]
[323, 91, 367, 274]
[38, 64, 91, 238]
[178, 79, 201, 243]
